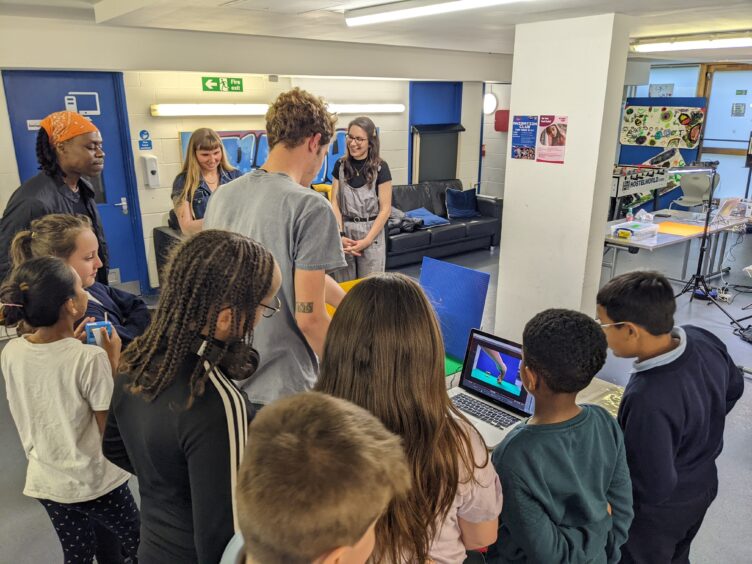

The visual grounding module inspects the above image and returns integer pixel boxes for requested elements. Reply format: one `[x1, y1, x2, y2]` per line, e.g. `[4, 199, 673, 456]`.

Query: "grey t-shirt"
[204, 170, 346, 404]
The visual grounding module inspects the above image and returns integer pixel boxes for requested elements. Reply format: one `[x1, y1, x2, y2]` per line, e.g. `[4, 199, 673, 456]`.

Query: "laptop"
[447, 329, 535, 448]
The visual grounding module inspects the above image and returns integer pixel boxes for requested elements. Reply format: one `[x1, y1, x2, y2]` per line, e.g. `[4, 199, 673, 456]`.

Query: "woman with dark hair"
[171, 128, 241, 234]
[0, 111, 108, 283]
[331, 116, 392, 282]
[103, 230, 281, 564]
[315, 273, 502, 563]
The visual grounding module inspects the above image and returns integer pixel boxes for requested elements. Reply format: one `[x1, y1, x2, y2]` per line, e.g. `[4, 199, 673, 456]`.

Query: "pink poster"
[536, 115, 568, 164]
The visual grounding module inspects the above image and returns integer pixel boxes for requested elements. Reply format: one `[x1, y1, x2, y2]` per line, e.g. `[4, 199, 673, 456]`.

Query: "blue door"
[2, 70, 148, 292]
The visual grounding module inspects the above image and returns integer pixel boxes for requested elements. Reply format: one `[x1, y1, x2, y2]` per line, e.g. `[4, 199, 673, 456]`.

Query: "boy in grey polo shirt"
[205, 88, 345, 405]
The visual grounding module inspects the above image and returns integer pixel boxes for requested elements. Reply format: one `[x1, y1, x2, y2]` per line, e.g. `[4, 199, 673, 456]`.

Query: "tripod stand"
[672, 164, 748, 333]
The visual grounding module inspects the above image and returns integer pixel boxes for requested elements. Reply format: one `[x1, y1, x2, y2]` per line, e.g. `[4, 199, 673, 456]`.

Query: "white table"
[603, 210, 747, 281]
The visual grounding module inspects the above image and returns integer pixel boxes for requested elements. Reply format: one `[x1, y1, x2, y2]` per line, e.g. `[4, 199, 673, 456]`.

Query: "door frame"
[112, 72, 152, 295]
[696, 63, 752, 157]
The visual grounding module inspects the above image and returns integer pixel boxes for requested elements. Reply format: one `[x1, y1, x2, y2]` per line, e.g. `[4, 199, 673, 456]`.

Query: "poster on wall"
[536, 115, 568, 164]
[180, 130, 260, 173]
[511, 115, 537, 160]
[648, 84, 674, 97]
[619, 105, 705, 149]
[642, 147, 685, 170]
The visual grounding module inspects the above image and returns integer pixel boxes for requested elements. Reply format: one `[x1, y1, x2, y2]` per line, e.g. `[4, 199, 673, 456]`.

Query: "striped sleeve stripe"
[204, 361, 249, 531]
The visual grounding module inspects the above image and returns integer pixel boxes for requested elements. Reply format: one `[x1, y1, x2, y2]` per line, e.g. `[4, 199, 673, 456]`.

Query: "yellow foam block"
[312, 183, 332, 200]
[326, 278, 362, 317]
[657, 221, 706, 237]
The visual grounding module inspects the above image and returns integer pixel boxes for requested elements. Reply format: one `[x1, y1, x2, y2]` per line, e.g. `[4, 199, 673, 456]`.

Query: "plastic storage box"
[609, 221, 658, 241]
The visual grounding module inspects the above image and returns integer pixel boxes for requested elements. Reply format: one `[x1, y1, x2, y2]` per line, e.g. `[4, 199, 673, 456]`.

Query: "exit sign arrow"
[202, 76, 243, 92]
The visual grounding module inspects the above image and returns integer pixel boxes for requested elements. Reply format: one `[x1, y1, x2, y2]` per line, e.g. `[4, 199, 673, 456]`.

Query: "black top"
[333, 157, 391, 189]
[617, 325, 744, 508]
[0, 172, 108, 283]
[103, 356, 252, 564]
[85, 282, 150, 346]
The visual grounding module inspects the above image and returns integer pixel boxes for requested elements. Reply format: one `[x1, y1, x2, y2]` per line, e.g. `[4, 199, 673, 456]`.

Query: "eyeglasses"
[259, 295, 281, 318]
[346, 134, 368, 144]
[596, 320, 627, 329]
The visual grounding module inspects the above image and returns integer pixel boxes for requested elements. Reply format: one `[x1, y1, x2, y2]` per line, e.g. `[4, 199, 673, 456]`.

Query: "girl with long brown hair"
[102, 230, 281, 564]
[171, 128, 241, 234]
[315, 273, 502, 563]
[330, 116, 392, 282]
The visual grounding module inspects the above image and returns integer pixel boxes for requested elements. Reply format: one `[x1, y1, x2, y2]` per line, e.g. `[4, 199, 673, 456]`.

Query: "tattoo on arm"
[296, 302, 313, 313]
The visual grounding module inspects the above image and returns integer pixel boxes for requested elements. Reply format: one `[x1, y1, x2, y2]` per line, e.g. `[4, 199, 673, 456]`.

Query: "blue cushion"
[445, 188, 481, 219]
[405, 207, 450, 227]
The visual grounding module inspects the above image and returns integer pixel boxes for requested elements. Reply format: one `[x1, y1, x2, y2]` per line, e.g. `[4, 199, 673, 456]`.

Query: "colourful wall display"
[619, 105, 705, 149]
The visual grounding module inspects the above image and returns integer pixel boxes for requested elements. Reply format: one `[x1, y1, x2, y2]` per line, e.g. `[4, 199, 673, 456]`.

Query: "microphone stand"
[673, 164, 747, 332]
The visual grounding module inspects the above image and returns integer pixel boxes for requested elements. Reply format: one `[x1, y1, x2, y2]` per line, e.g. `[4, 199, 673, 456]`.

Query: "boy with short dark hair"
[597, 270, 744, 564]
[221, 391, 411, 564]
[489, 309, 633, 564]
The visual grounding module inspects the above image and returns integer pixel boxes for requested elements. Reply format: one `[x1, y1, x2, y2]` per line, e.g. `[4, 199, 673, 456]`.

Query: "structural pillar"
[495, 13, 631, 341]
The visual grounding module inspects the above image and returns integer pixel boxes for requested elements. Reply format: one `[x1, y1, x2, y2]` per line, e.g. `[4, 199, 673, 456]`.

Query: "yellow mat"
[657, 221, 706, 237]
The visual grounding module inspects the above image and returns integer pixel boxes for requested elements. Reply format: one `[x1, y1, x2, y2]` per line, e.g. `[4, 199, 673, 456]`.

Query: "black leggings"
[37, 482, 140, 564]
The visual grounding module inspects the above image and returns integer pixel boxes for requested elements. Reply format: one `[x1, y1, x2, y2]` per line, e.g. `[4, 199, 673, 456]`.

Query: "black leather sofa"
[152, 179, 502, 284]
[386, 180, 503, 268]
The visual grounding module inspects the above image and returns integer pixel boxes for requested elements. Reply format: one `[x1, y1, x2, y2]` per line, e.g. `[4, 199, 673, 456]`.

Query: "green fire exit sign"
[202, 77, 243, 92]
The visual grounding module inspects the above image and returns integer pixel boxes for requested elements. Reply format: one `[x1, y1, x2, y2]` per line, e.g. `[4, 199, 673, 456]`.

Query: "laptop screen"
[459, 329, 535, 417]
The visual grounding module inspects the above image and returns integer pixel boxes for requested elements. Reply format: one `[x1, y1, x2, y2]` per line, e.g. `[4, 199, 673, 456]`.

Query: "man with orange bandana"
[0, 111, 109, 283]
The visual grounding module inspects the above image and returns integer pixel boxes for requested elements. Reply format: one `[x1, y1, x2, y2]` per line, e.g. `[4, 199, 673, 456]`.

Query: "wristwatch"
[339, 231, 346, 237]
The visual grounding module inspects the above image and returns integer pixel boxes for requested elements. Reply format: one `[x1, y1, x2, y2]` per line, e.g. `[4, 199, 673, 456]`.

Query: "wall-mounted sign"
[732, 103, 747, 117]
[649, 83, 674, 97]
[511, 115, 537, 160]
[536, 115, 568, 165]
[202, 76, 244, 92]
[736, 90, 748, 96]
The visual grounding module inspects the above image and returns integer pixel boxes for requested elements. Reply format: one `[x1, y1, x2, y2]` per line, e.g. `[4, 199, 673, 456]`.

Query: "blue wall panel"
[408, 82, 463, 182]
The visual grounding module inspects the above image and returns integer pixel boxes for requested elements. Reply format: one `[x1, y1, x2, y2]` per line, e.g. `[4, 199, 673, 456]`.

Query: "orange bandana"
[40, 111, 99, 145]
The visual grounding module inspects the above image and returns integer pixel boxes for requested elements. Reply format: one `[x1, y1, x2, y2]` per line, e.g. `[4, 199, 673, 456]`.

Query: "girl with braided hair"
[102, 229, 281, 564]
[1, 257, 139, 564]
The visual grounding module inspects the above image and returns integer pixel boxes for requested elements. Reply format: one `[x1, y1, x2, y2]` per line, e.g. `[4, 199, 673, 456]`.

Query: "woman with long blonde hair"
[171, 128, 241, 234]
[315, 273, 502, 563]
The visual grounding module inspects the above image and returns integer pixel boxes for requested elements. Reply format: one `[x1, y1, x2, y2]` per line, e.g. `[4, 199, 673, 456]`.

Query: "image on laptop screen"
[460, 330, 535, 416]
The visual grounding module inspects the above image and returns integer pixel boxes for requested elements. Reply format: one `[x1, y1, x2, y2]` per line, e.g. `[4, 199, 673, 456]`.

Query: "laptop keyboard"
[452, 393, 522, 429]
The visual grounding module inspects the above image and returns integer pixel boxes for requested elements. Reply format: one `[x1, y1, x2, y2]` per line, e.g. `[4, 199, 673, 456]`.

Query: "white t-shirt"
[2, 336, 130, 503]
[429, 422, 504, 564]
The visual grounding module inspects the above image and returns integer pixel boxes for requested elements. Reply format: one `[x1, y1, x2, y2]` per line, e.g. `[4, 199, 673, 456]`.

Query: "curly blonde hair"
[265, 88, 337, 150]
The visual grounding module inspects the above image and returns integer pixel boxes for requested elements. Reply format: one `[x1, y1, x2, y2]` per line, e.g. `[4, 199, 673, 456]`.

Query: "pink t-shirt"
[428, 423, 503, 564]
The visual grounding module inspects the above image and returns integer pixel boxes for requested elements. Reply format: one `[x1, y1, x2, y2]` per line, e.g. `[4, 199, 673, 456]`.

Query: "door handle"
[114, 197, 129, 215]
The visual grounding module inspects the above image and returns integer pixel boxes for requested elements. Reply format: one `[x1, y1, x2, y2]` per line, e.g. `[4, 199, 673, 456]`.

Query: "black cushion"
[464, 217, 498, 239]
[392, 184, 431, 213]
[388, 230, 431, 253]
[428, 222, 467, 245]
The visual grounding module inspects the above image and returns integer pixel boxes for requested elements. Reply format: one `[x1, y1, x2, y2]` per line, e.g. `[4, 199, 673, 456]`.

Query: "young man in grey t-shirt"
[204, 88, 346, 406]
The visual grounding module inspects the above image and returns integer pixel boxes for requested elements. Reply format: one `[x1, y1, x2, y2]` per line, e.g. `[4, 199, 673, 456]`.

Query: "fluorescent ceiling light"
[150, 103, 268, 117]
[632, 35, 752, 53]
[327, 103, 405, 113]
[345, 0, 527, 27]
[150, 103, 405, 117]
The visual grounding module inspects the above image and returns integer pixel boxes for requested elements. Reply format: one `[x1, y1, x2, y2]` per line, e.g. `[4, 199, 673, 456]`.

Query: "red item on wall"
[495, 110, 510, 132]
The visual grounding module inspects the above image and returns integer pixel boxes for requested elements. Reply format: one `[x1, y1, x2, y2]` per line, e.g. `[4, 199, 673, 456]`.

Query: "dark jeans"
[620, 485, 718, 564]
[37, 482, 140, 564]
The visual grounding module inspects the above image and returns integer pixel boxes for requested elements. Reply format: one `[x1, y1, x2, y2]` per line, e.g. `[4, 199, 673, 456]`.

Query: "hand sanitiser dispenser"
[141, 155, 160, 188]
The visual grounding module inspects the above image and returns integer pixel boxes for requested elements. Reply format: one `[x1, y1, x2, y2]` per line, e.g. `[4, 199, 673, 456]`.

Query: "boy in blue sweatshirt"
[597, 271, 744, 564]
[489, 309, 633, 564]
